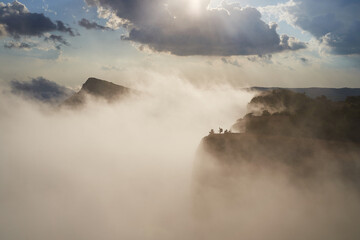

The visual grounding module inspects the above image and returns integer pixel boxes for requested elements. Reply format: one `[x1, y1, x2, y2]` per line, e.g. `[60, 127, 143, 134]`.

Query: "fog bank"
[0, 77, 252, 240]
[1, 77, 359, 240]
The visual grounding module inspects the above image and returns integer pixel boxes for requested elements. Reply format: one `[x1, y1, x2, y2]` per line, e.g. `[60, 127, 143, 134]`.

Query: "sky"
[0, 0, 360, 89]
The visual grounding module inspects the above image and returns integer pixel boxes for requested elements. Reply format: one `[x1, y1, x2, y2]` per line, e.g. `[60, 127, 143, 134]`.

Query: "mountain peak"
[83, 77, 109, 86]
[62, 77, 133, 107]
[81, 77, 127, 96]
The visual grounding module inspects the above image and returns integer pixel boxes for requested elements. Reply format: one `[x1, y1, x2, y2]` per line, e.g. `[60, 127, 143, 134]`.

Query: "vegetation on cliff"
[233, 89, 360, 142]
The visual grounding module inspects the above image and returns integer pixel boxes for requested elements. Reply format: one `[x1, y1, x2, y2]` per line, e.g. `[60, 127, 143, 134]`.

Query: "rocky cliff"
[63, 77, 134, 107]
[195, 89, 360, 189]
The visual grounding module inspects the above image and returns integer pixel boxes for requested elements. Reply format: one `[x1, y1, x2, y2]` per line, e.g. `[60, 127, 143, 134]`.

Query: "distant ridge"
[249, 87, 360, 101]
[63, 77, 133, 107]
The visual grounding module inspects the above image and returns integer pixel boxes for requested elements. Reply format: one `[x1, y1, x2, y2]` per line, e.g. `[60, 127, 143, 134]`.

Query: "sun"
[187, 0, 203, 15]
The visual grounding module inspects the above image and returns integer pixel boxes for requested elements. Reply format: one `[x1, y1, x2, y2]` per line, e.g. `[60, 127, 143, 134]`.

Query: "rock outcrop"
[63, 77, 134, 107]
[195, 89, 360, 189]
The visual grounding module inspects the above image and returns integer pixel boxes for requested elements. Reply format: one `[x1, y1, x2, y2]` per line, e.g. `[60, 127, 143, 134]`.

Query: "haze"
[1, 0, 360, 240]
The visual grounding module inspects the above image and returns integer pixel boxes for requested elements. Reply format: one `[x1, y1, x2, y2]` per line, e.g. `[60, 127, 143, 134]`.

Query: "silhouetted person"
[209, 129, 215, 135]
[219, 128, 223, 134]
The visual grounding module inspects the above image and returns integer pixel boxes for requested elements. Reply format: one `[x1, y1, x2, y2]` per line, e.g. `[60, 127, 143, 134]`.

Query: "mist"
[1, 76, 359, 240]
[0, 76, 250, 240]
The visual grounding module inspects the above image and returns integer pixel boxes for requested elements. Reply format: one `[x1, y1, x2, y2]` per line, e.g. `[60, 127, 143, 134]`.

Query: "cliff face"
[195, 90, 360, 190]
[196, 133, 360, 185]
[193, 132, 360, 237]
[63, 77, 134, 107]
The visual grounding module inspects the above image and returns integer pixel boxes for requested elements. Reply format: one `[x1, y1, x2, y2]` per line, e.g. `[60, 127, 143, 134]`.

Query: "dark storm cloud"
[287, 0, 360, 55]
[85, 0, 306, 56]
[10, 77, 74, 103]
[78, 18, 111, 30]
[0, 1, 77, 47]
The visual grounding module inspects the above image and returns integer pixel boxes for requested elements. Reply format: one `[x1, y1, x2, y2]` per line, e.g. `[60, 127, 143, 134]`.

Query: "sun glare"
[188, 0, 202, 15]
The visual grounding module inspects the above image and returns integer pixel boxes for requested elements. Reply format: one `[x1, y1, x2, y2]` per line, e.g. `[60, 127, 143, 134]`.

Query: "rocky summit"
[63, 77, 133, 107]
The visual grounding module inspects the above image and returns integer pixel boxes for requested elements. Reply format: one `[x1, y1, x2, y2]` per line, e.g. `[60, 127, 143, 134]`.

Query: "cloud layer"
[10, 77, 74, 103]
[79, 18, 111, 31]
[284, 0, 360, 55]
[4, 40, 36, 49]
[85, 0, 306, 56]
[0, 1, 77, 50]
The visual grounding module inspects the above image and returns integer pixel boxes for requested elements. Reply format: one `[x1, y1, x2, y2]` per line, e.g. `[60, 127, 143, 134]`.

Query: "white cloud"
[261, 0, 360, 55]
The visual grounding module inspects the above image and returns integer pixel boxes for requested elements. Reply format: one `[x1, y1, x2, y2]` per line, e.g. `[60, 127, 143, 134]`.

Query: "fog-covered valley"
[0, 77, 252, 240]
[1, 77, 360, 240]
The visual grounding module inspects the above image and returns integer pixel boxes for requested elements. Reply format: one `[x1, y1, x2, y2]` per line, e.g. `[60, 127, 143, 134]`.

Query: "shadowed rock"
[63, 77, 134, 107]
[248, 87, 360, 102]
[195, 89, 360, 191]
[197, 133, 360, 184]
[233, 89, 360, 143]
